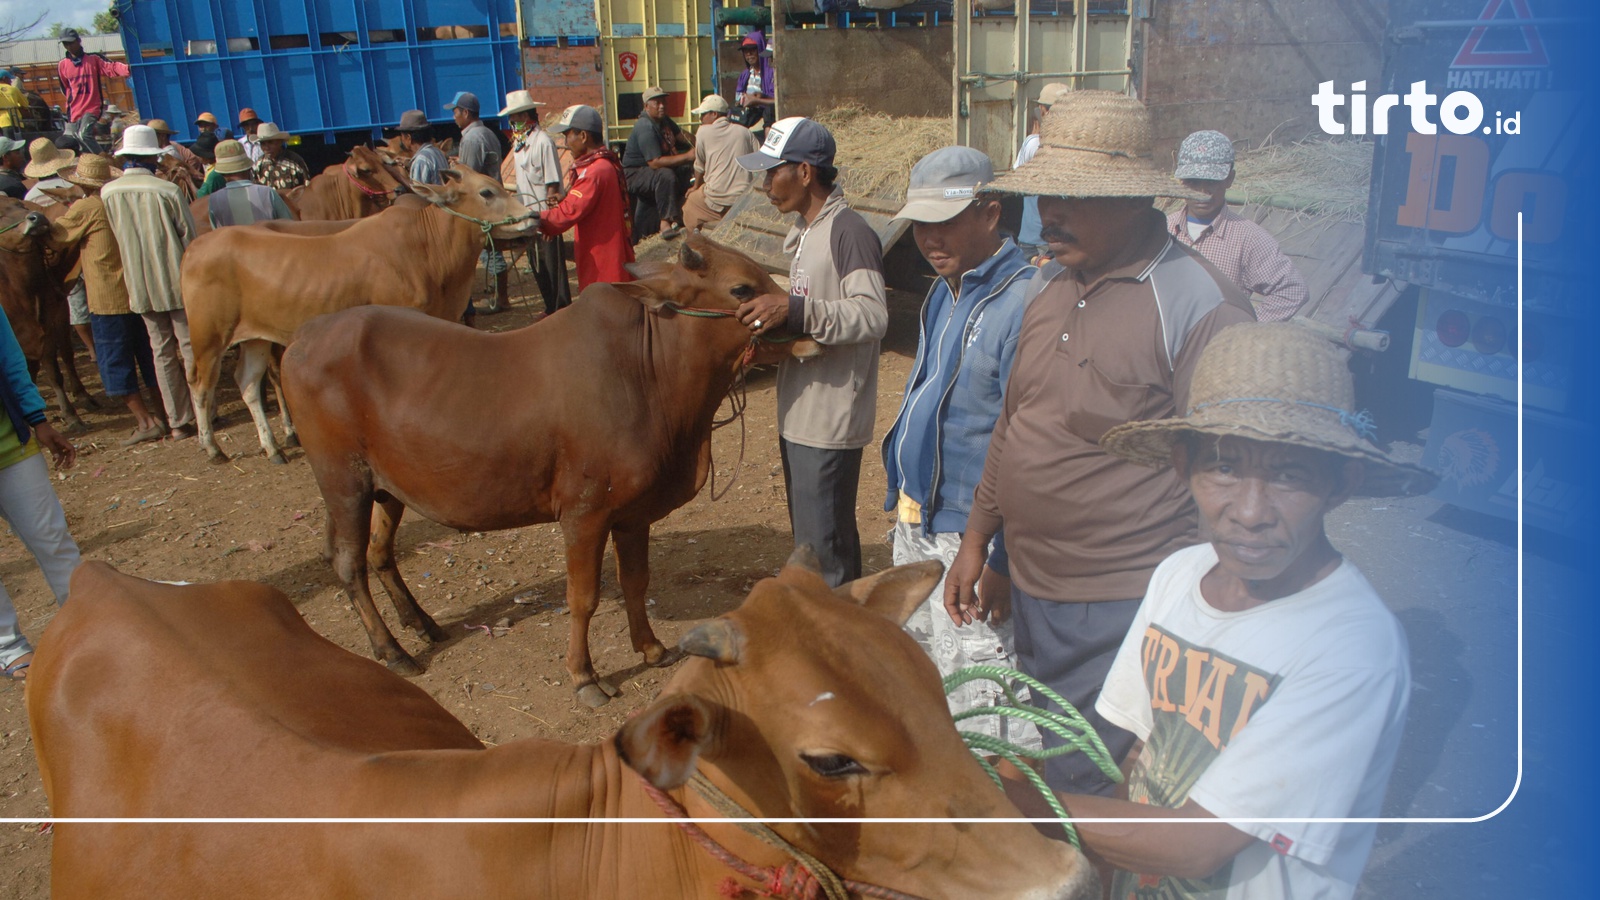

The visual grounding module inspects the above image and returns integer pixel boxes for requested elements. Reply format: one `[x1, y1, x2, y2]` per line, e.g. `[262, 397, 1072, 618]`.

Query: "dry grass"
[813, 106, 952, 198]
[1229, 139, 1373, 222]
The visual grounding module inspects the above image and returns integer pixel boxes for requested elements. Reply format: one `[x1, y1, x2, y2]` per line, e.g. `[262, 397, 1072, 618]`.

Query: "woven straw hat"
[988, 90, 1204, 201]
[23, 138, 76, 178]
[212, 139, 252, 175]
[63, 154, 120, 188]
[1101, 323, 1438, 497]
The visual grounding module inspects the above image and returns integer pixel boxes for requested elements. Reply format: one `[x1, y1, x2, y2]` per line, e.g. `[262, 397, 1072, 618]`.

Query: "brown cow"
[282, 235, 818, 706]
[294, 144, 408, 221]
[0, 199, 97, 432]
[183, 165, 531, 465]
[30, 556, 1096, 900]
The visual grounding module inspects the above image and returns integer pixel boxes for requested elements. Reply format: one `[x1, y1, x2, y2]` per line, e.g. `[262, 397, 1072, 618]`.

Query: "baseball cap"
[1037, 83, 1070, 107]
[1174, 130, 1235, 182]
[893, 146, 995, 224]
[689, 94, 729, 116]
[59, 28, 82, 44]
[550, 105, 604, 135]
[740, 33, 762, 49]
[0, 137, 25, 156]
[642, 86, 668, 103]
[736, 117, 836, 172]
[443, 91, 480, 115]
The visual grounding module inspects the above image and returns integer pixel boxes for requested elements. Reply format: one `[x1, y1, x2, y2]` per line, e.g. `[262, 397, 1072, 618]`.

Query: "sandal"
[3, 654, 31, 680]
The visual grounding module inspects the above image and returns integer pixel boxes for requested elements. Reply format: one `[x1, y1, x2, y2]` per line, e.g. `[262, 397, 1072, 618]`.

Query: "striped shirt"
[206, 181, 294, 229]
[1166, 207, 1309, 322]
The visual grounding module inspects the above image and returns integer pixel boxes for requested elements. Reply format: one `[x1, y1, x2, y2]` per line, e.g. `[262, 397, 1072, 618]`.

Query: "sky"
[1, 1, 113, 38]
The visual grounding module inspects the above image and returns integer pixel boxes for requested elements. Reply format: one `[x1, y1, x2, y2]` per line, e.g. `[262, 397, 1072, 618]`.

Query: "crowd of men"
[0, 24, 1430, 898]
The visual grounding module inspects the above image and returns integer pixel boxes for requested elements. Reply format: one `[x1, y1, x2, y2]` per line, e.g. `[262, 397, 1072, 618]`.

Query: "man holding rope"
[1013, 322, 1432, 899]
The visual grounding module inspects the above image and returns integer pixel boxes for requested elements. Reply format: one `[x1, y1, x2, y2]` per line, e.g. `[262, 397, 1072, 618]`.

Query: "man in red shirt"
[56, 29, 129, 155]
[540, 105, 633, 290]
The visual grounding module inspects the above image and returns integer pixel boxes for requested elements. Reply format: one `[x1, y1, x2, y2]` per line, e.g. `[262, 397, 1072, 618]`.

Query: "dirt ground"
[0, 266, 1528, 898]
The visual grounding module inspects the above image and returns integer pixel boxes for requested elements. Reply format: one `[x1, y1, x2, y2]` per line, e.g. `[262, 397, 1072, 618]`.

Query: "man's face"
[1181, 170, 1233, 221]
[1, 150, 21, 170]
[262, 139, 285, 160]
[1176, 435, 1359, 587]
[63, 40, 82, 56]
[1036, 195, 1152, 274]
[155, 133, 171, 148]
[198, 122, 216, 135]
[913, 199, 1001, 282]
[243, 121, 259, 137]
[761, 162, 807, 215]
[742, 47, 759, 67]
[452, 106, 470, 129]
[562, 129, 591, 157]
[510, 111, 535, 130]
[644, 98, 666, 121]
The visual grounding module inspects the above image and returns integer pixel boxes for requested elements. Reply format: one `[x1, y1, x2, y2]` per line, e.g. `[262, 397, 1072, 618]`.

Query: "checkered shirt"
[1167, 207, 1309, 322]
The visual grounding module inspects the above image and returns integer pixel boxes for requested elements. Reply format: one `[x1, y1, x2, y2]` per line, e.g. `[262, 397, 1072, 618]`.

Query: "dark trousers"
[624, 164, 691, 231]
[779, 439, 863, 588]
[529, 233, 571, 314]
[1010, 587, 1142, 796]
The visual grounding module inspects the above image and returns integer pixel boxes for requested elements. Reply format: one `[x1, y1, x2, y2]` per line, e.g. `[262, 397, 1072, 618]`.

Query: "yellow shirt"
[0, 83, 24, 129]
[51, 195, 133, 316]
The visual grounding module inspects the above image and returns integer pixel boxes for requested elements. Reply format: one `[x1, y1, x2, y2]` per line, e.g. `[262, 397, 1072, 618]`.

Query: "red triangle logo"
[1452, 0, 1550, 68]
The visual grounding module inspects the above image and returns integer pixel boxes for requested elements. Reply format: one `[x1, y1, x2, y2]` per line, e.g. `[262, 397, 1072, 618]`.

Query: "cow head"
[615, 549, 1096, 900]
[410, 165, 533, 239]
[346, 145, 406, 203]
[0, 199, 48, 251]
[615, 234, 822, 361]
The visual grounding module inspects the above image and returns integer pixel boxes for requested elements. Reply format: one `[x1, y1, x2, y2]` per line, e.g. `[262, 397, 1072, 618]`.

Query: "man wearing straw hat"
[51, 154, 167, 446]
[203, 140, 294, 229]
[250, 123, 310, 191]
[23, 137, 96, 360]
[944, 90, 1256, 796]
[1168, 130, 1309, 323]
[101, 124, 200, 441]
[147, 119, 206, 183]
[1022, 322, 1432, 898]
[500, 89, 570, 316]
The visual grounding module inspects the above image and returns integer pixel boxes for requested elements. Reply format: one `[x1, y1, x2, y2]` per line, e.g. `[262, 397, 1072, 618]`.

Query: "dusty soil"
[0, 264, 1526, 898]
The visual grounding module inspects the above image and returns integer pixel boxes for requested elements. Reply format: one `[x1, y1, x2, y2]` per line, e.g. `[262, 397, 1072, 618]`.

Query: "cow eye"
[479, 188, 495, 199]
[729, 285, 756, 301]
[800, 752, 868, 778]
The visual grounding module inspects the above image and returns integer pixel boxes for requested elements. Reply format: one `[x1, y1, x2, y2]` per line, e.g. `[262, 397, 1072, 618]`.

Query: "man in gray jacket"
[736, 117, 887, 587]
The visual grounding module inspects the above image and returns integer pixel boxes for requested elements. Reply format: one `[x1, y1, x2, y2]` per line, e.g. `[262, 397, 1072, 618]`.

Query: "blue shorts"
[89, 312, 156, 398]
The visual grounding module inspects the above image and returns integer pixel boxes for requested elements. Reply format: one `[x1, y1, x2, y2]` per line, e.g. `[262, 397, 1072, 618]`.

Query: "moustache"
[1040, 227, 1073, 243]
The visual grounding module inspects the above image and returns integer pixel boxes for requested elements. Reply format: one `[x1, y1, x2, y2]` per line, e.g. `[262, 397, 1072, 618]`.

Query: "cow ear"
[441, 167, 465, 184]
[615, 693, 717, 790]
[409, 180, 457, 206]
[835, 560, 946, 626]
[612, 280, 671, 311]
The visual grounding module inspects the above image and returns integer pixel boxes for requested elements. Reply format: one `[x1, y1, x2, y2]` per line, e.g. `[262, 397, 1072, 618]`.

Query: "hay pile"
[813, 106, 952, 198]
[1229, 139, 1372, 222]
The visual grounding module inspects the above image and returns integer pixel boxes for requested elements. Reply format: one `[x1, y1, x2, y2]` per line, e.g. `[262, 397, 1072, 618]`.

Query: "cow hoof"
[384, 655, 424, 677]
[576, 682, 613, 708]
[282, 433, 301, 449]
[60, 420, 88, 436]
[206, 450, 231, 465]
[267, 452, 288, 466]
[645, 645, 683, 668]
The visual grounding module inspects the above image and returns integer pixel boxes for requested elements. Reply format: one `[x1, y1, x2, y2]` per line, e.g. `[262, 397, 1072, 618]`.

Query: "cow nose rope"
[639, 772, 928, 900]
[943, 665, 1125, 848]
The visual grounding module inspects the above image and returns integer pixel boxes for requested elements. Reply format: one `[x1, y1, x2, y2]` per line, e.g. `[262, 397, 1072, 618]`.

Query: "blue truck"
[115, 0, 524, 161]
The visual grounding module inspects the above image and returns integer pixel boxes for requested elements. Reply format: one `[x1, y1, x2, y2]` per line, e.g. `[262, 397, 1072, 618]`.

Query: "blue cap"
[443, 91, 480, 115]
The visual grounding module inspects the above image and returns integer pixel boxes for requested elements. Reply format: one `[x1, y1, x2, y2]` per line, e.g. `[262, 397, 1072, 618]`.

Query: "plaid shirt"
[1166, 208, 1308, 322]
[252, 153, 310, 191]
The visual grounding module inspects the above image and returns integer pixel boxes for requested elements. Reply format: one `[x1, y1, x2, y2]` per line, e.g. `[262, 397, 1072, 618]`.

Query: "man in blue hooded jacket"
[881, 146, 1039, 749]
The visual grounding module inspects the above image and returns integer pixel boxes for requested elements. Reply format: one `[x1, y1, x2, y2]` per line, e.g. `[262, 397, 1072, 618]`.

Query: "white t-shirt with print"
[1097, 543, 1409, 900]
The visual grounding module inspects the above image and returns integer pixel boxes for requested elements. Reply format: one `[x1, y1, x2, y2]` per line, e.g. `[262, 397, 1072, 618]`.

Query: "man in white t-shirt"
[1021, 322, 1438, 899]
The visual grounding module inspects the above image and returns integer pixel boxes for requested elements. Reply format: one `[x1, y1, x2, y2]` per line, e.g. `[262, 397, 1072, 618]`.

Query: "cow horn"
[679, 241, 707, 272]
[678, 619, 744, 664]
[786, 545, 822, 573]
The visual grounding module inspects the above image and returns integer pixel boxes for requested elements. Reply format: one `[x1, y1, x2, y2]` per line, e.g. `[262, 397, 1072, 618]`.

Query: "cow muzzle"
[21, 212, 46, 237]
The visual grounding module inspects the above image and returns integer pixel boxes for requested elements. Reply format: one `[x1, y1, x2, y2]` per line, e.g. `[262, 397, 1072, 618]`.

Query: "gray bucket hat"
[893, 146, 995, 224]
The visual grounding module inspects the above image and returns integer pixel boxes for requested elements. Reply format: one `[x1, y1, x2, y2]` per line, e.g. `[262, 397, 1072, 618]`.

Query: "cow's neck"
[418, 741, 800, 896]
[639, 308, 752, 463]
[420, 204, 494, 296]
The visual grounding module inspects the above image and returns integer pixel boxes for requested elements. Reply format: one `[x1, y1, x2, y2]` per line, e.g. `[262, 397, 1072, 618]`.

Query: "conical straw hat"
[988, 90, 1204, 201]
[1101, 322, 1438, 497]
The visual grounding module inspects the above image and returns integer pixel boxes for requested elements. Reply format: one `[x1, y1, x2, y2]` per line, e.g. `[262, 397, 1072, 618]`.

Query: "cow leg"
[563, 516, 616, 708]
[369, 496, 447, 643]
[190, 341, 228, 463]
[612, 526, 680, 670]
[266, 348, 298, 448]
[235, 340, 288, 464]
[321, 474, 421, 675]
[35, 352, 86, 434]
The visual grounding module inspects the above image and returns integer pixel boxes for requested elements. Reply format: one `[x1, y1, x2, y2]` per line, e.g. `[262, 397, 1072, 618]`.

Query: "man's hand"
[978, 565, 1013, 625]
[737, 292, 790, 337]
[943, 533, 991, 626]
[34, 423, 76, 470]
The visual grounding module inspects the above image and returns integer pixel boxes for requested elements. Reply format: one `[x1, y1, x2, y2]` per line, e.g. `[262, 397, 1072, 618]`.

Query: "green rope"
[659, 303, 803, 344]
[945, 665, 1125, 847]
